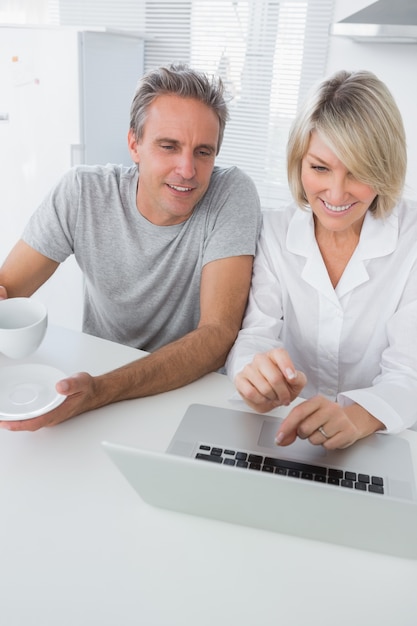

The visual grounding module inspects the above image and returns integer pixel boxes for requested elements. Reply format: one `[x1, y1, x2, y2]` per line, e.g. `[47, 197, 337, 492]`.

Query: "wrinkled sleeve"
[22, 168, 80, 263]
[202, 167, 262, 265]
[226, 219, 285, 381]
[339, 255, 417, 433]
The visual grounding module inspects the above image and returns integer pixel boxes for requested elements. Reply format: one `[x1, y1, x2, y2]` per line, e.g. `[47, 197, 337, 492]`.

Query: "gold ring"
[318, 426, 330, 439]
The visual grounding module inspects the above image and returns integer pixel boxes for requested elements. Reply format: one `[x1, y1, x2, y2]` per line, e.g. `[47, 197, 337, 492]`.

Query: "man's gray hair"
[130, 63, 229, 154]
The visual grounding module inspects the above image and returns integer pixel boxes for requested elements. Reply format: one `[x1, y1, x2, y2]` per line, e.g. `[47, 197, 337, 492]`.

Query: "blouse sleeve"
[225, 218, 285, 381]
[338, 252, 417, 433]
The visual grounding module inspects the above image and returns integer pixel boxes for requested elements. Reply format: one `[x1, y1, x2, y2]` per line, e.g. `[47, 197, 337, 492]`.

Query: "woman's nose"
[327, 175, 352, 205]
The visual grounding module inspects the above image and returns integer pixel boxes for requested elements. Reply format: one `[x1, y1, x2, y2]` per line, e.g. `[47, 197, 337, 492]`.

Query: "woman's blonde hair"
[287, 70, 407, 217]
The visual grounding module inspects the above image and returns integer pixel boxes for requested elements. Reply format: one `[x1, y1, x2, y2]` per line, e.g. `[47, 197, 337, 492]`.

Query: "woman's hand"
[275, 395, 385, 450]
[234, 348, 307, 413]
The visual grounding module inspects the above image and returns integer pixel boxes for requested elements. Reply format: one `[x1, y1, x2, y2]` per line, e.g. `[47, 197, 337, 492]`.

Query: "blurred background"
[1, 0, 416, 329]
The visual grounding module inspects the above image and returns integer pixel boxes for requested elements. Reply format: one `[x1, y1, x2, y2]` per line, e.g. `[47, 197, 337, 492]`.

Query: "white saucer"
[0, 364, 66, 420]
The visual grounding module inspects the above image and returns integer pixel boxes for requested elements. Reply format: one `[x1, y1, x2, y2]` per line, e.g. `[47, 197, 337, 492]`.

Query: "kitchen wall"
[327, 0, 417, 201]
[0, 25, 144, 331]
[2, 1, 415, 334]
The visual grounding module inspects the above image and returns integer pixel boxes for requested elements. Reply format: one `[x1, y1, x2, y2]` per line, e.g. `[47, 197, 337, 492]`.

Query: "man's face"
[128, 94, 220, 226]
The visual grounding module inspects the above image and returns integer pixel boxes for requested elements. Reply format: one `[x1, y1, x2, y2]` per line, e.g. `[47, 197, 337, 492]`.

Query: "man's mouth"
[167, 184, 193, 192]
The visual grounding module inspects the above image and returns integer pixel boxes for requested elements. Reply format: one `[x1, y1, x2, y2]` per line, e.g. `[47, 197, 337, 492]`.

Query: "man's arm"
[1, 255, 254, 431]
[94, 254, 254, 399]
[0, 240, 59, 297]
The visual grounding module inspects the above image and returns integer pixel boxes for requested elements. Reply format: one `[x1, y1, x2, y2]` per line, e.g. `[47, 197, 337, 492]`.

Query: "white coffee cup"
[0, 298, 48, 359]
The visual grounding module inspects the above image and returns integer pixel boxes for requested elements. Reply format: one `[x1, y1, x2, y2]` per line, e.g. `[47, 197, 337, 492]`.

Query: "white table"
[1, 325, 417, 626]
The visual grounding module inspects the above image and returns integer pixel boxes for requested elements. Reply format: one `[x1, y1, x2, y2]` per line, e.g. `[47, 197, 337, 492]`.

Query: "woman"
[226, 69, 417, 450]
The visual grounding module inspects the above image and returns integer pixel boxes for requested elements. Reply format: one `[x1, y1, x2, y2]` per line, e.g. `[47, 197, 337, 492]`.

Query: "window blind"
[0, 0, 49, 23]
[144, 0, 335, 209]
[41, 0, 334, 209]
[46, 0, 144, 31]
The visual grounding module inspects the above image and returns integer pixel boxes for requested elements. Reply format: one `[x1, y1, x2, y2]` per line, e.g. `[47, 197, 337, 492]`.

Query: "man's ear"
[127, 129, 140, 164]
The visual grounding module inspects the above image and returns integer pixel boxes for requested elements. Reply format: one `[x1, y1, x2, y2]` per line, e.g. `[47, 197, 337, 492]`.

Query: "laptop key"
[196, 453, 222, 463]
[328, 476, 340, 485]
[329, 469, 343, 480]
[275, 467, 288, 476]
[248, 454, 263, 464]
[345, 471, 357, 481]
[372, 476, 384, 486]
[264, 457, 327, 476]
[355, 482, 367, 491]
[369, 484, 384, 495]
[288, 469, 301, 478]
[223, 458, 236, 466]
[341, 479, 353, 488]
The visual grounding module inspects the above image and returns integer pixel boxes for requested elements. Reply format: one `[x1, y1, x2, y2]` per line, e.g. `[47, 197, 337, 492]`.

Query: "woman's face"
[301, 131, 377, 236]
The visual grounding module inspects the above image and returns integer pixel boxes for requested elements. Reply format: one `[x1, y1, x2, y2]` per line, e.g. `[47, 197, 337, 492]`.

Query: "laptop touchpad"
[258, 419, 327, 459]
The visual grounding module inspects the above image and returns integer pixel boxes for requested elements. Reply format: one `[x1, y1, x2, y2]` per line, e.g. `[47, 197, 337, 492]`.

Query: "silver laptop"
[102, 403, 417, 559]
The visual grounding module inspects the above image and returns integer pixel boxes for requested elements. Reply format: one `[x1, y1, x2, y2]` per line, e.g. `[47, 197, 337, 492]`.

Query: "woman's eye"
[312, 165, 328, 173]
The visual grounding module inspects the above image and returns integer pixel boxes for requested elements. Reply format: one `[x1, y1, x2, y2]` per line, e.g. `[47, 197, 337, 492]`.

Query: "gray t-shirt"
[23, 164, 261, 351]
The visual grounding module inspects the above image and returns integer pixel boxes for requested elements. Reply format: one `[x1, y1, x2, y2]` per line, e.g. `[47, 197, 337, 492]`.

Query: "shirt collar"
[286, 205, 399, 260]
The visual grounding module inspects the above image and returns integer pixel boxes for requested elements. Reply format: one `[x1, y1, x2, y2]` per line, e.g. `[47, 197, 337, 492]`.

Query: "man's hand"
[235, 348, 307, 413]
[275, 395, 385, 450]
[0, 255, 257, 432]
[0, 372, 97, 432]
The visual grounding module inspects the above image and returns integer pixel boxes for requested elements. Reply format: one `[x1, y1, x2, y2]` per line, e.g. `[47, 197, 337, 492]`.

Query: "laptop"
[102, 403, 417, 559]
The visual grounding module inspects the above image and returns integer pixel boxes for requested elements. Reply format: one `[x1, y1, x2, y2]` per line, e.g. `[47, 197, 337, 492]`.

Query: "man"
[0, 64, 261, 431]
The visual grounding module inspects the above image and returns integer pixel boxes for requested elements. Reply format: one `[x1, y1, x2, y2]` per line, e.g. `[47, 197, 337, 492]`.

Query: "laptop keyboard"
[195, 444, 385, 495]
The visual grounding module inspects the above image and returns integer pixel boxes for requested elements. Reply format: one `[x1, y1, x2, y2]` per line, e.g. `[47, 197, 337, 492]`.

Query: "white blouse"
[226, 199, 417, 434]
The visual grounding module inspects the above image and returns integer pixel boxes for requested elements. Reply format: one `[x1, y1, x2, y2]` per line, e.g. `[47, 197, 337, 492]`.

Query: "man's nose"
[175, 152, 196, 179]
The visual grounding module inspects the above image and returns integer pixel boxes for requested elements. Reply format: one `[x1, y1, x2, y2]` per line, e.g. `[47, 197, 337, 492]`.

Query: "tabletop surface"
[1, 325, 417, 626]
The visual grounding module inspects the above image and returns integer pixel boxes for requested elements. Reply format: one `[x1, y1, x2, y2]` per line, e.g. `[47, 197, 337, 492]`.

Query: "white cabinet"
[0, 26, 144, 329]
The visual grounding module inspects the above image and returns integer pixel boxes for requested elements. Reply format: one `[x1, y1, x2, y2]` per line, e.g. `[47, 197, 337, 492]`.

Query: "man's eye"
[198, 147, 216, 157]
